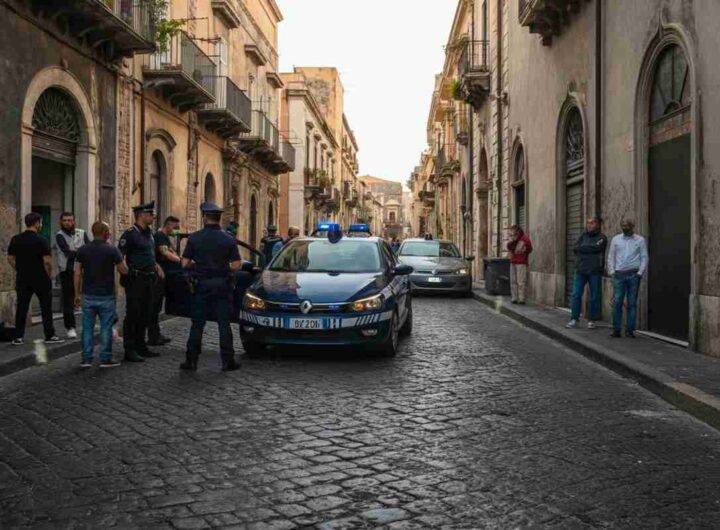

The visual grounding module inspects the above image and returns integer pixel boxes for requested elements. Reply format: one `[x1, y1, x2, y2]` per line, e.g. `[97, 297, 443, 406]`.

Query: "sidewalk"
[472, 288, 720, 431]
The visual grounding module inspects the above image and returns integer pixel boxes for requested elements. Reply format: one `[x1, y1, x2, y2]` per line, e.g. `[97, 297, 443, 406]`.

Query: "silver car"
[397, 239, 474, 295]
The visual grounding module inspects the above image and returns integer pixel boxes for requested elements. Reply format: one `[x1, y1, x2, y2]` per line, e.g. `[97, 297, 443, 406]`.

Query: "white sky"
[276, 0, 457, 187]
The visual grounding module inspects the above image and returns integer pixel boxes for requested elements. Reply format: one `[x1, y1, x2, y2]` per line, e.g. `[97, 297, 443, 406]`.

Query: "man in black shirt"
[118, 201, 164, 362]
[7, 212, 64, 345]
[75, 221, 128, 368]
[148, 215, 181, 345]
[180, 203, 243, 372]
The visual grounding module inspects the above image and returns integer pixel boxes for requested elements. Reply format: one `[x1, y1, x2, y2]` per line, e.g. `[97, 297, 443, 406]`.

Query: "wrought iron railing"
[145, 31, 216, 96]
[99, 0, 154, 41]
[281, 141, 296, 171]
[241, 110, 280, 151]
[204, 76, 251, 125]
[459, 40, 490, 77]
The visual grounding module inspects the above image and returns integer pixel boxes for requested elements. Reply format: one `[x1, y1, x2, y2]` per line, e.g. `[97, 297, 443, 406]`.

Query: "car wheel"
[242, 340, 264, 357]
[400, 300, 413, 336]
[380, 310, 400, 357]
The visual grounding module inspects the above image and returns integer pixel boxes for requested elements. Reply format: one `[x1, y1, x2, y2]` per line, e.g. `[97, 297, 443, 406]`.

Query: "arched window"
[513, 145, 526, 231]
[147, 150, 166, 221]
[268, 201, 275, 226]
[204, 173, 216, 204]
[650, 44, 690, 123]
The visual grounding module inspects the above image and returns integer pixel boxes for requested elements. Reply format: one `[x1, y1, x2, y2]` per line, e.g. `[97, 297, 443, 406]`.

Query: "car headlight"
[243, 293, 266, 311]
[455, 268, 469, 275]
[351, 294, 383, 312]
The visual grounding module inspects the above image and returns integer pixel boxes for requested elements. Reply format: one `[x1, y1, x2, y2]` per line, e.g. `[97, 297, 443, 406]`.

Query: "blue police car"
[240, 224, 413, 357]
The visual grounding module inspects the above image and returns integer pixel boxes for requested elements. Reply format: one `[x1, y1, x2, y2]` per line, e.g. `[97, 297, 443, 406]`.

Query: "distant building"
[360, 176, 403, 239]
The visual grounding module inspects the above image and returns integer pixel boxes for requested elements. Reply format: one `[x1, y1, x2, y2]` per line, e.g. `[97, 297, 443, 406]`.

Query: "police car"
[240, 223, 413, 357]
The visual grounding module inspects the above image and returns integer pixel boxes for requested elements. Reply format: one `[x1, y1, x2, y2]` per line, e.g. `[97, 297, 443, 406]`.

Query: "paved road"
[1, 298, 720, 529]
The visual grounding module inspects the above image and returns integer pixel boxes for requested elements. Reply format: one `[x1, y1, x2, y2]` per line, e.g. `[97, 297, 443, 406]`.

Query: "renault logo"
[300, 300, 313, 315]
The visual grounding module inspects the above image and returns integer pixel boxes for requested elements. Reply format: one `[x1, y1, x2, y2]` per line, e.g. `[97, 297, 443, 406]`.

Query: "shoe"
[179, 358, 198, 371]
[511, 300, 518, 304]
[100, 360, 122, 368]
[80, 360, 92, 369]
[610, 330, 622, 338]
[45, 336, 66, 344]
[124, 352, 145, 363]
[222, 360, 241, 372]
[11, 338, 24, 346]
[66, 328, 77, 339]
[565, 319, 578, 329]
[625, 330, 636, 338]
[147, 339, 171, 346]
[139, 349, 160, 358]
[587, 321, 597, 330]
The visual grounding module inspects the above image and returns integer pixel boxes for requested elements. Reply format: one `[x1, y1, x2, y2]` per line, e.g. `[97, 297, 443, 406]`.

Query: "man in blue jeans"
[566, 216, 607, 329]
[74, 221, 129, 368]
[607, 219, 649, 338]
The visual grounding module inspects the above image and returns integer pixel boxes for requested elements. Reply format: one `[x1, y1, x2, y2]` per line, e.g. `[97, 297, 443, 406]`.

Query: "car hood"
[250, 271, 385, 303]
[397, 255, 467, 272]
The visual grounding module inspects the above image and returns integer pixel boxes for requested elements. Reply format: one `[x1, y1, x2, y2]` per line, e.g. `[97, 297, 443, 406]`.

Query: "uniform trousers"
[186, 277, 235, 364]
[122, 274, 155, 354]
[147, 275, 165, 343]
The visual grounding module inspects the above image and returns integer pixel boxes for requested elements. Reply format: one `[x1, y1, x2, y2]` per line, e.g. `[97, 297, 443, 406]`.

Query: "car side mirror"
[465, 255, 476, 262]
[240, 261, 256, 273]
[393, 264, 413, 276]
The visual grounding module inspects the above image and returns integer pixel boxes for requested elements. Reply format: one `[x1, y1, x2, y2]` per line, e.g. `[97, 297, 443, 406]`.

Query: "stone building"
[123, 0, 293, 258]
[277, 67, 362, 234]
[360, 176, 404, 239]
[0, 0, 156, 319]
[417, 0, 720, 356]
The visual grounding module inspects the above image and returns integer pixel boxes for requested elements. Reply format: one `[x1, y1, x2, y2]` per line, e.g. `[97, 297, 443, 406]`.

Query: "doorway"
[647, 44, 692, 340]
[249, 194, 258, 249]
[563, 107, 585, 307]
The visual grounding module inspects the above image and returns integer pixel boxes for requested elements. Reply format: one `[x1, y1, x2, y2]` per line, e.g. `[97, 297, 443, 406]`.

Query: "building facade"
[360, 176, 404, 239]
[418, 0, 720, 356]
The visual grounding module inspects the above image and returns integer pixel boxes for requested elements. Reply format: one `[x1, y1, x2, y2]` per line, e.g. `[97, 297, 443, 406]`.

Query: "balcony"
[518, 0, 589, 46]
[436, 144, 459, 180]
[143, 32, 216, 112]
[31, 0, 155, 61]
[343, 182, 359, 207]
[237, 110, 294, 174]
[197, 77, 251, 137]
[458, 40, 491, 110]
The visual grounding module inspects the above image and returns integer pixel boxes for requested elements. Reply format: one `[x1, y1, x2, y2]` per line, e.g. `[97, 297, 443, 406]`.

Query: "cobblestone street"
[1, 298, 720, 529]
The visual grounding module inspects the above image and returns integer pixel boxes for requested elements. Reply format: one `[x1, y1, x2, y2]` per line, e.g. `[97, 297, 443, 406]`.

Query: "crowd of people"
[506, 217, 649, 337]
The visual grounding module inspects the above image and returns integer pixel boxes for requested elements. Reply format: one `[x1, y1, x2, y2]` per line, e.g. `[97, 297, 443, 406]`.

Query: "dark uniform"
[148, 229, 180, 345]
[119, 201, 159, 362]
[260, 225, 282, 266]
[181, 203, 241, 371]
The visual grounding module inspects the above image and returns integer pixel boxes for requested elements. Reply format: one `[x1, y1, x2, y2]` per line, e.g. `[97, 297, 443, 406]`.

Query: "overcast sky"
[276, 0, 457, 187]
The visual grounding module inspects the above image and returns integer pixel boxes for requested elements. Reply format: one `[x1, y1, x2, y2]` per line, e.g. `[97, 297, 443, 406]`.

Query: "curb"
[0, 316, 178, 380]
[472, 290, 720, 432]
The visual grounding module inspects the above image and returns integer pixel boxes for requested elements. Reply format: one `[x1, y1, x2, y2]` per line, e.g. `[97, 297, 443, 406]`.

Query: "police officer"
[148, 215, 181, 346]
[119, 201, 164, 362]
[180, 203, 243, 372]
[260, 225, 282, 266]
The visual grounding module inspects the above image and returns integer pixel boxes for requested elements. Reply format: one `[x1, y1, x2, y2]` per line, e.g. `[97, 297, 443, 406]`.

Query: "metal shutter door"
[565, 181, 584, 306]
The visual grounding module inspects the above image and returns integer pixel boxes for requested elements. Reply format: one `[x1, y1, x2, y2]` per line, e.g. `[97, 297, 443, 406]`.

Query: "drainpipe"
[594, 0, 602, 218]
[468, 106, 474, 257]
[495, 0, 503, 256]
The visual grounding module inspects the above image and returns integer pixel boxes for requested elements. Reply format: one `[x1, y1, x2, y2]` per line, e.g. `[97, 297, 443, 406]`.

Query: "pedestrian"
[507, 225, 533, 305]
[180, 203, 244, 372]
[118, 201, 164, 362]
[6, 213, 65, 346]
[390, 238, 400, 254]
[226, 221, 239, 239]
[566, 216, 608, 329]
[55, 212, 90, 339]
[148, 215, 181, 346]
[272, 225, 300, 259]
[260, 225, 282, 266]
[607, 219, 649, 338]
[74, 221, 127, 368]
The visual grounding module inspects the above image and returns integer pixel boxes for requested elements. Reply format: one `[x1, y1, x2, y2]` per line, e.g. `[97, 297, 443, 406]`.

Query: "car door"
[164, 234, 263, 323]
[381, 241, 409, 323]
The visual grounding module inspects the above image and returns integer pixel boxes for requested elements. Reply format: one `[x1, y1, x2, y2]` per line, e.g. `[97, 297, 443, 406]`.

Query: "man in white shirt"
[607, 219, 649, 338]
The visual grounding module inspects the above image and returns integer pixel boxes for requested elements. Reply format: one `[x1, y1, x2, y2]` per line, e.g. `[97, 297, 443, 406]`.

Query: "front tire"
[242, 340, 264, 357]
[380, 310, 400, 357]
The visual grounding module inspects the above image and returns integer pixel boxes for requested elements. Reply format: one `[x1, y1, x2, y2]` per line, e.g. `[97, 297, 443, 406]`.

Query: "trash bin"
[483, 257, 511, 296]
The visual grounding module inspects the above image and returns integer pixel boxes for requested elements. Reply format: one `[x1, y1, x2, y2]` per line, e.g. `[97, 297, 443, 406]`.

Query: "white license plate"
[289, 318, 324, 330]
[428, 277, 443, 283]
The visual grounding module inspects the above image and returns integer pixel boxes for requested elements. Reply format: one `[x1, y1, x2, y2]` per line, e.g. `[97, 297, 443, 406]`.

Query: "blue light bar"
[316, 222, 332, 231]
[349, 224, 370, 232]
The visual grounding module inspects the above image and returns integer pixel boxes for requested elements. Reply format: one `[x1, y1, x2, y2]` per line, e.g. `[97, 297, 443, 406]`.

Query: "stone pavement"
[1, 298, 720, 528]
[472, 288, 720, 432]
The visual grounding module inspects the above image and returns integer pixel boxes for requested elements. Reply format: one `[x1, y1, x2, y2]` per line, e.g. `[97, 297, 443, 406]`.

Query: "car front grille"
[265, 301, 352, 314]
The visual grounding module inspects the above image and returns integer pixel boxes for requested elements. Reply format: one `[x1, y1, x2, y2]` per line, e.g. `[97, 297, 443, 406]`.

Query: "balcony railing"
[237, 110, 295, 174]
[198, 76, 251, 137]
[34, 0, 155, 61]
[458, 40, 491, 109]
[143, 31, 216, 111]
[281, 141, 296, 172]
[459, 40, 489, 77]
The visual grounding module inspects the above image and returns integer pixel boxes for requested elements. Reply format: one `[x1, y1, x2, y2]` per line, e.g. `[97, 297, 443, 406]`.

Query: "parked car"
[397, 238, 474, 296]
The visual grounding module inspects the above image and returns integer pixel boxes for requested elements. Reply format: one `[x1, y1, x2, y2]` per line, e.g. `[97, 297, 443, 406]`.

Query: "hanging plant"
[143, 0, 186, 52]
[450, 79, 463, 101]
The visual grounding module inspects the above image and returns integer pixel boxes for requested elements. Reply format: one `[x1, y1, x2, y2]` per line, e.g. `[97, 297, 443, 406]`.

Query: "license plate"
[428, 277, 443, 283]
[289, 318, 324, 330]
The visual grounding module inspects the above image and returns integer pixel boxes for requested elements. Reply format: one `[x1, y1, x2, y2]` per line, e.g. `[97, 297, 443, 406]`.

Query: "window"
[270, 240, 382, 273]
[204, 173, 216, 204]
[513, 146, 526, 230]
[650, 44, 690, 122]
[216, 38, 228, 78]
[399, 241, 461, 258]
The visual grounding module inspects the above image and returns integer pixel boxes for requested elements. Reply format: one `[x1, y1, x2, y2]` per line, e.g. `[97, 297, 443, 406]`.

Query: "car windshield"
[399, 241, 461, 258]
[269, 240, 382, 273]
